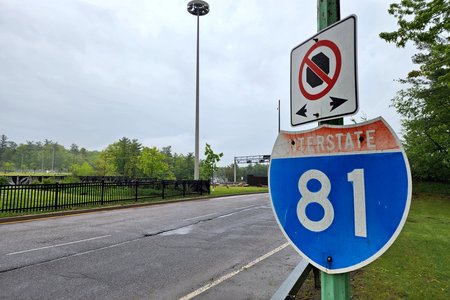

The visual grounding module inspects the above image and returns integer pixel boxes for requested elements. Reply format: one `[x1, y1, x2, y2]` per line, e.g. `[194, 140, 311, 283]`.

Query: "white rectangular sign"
[291, 15, 358, 126]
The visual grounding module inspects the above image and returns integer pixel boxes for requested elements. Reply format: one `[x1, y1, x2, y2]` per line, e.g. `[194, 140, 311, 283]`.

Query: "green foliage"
[0, 135, 99, 174]
[95, 151, 117, 176]
[352, 185, 450, 299]
[0, 135, 17, 171]
[172, 153, 195, 180]
[211, 185, 268, 196]
[0, 135, 218, 181]
[201, 143, 223, 180]
[41, 178, 56, 184]
[70, 162, 96, 176]
[0, 177, 9, 185]
[379, 0, 449, 47]
[104, 137, 142, 177]
[413, 180, 450, 195]
[380, 0, 449, 181]
[2, 162, 15, 172]
[245, 163, 269, 177]
[160, 146, 174, 170]
[138, 147, 175, 180]
[61, 176, 81, 184]
[216, 164, 235, 182]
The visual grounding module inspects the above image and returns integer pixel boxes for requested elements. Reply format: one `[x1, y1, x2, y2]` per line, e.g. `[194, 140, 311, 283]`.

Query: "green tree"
[216, 164, 235, 182]
[0, 135, 16, 171]
[0, 135, 8, 164]
[380, 0, 449, 181]
[70, 144, 80, 165]
[70, 162, 96, 176]
[104, 137, 142, 177]
[14, 144, 27, 172]
[173, 153, 195, 180]
[2, 162, 15, 172]
[246, 163, 269, 177]
[161, 146, 175, 171]
[0, 137, 100, 174]
[138, 147, 175, 179]
[95, 151, 117, 176]
[201, 143, 223, 182]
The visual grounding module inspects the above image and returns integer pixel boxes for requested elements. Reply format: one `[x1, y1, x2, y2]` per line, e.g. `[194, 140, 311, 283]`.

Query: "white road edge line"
[179, 242, 291, 300]
[6, 235, 112, 256]
[183, 212, 218, 222]
[216, 206, 259, 219]
[236, 205, 258, 210]
[184, 205, 266, 222]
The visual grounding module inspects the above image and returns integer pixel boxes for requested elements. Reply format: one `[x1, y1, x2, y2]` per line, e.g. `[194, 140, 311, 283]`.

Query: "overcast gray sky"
[0, 0, 415, 166]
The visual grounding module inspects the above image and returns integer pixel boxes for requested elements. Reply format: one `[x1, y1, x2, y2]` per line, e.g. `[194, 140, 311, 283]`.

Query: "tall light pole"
[187, 0, 209, 180]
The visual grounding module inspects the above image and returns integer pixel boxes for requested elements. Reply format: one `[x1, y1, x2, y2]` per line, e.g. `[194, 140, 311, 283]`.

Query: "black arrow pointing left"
[296, 104, 307, 117]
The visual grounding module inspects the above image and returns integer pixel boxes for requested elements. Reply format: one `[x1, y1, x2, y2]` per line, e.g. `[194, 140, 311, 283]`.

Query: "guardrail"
[0, 180, 210, 214]
[271, 260, 320, 300]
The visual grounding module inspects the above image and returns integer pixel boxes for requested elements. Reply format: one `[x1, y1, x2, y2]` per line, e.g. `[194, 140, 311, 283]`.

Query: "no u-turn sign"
[291, 15, 358, 126]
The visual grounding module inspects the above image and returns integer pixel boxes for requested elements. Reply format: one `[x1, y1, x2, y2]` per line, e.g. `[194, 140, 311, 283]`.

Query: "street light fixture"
[187, 0, 209, 180]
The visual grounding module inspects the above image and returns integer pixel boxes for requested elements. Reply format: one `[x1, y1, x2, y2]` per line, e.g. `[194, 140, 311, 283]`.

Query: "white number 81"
[296, 169, 367, 237]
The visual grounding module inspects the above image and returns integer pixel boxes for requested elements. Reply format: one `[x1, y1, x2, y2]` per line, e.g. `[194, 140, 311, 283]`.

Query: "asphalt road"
[0, 193, 302, 299]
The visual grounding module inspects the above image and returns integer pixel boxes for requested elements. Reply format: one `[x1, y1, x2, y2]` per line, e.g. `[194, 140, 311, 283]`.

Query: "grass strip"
[295, 182, 450, 299]
[351, 190, 450, 299]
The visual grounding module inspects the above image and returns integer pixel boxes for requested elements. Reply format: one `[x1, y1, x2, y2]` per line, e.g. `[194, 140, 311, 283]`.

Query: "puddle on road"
[160, 225, 194, 236]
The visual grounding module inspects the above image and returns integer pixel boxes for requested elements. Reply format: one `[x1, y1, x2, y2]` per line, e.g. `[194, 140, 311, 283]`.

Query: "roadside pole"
[318, 0, 343, 126]
[317, 1, 350, 299]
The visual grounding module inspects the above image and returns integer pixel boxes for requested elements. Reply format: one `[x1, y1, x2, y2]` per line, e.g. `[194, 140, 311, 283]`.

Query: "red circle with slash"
[298, 40, 342, 101]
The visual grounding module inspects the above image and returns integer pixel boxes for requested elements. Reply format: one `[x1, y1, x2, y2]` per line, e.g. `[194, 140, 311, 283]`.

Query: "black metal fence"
[0, 180, 210, 214]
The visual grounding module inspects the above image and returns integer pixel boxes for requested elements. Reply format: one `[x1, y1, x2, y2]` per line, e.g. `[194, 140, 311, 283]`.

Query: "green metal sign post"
[318, 0, 344, 126]
[321, 271, 350, 300]
[317, 0, 350, 299]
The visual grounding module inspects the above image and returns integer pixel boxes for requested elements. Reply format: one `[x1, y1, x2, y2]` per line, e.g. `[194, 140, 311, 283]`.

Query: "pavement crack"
[143, 217, 215, 237]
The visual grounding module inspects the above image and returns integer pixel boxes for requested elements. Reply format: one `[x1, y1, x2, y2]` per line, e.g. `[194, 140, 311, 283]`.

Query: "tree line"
[380, 0, 449, 182]
[0, 135, 268, 182]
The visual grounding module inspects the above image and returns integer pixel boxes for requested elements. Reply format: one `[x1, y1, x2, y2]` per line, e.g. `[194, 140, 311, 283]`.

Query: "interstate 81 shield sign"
[269, 117, 411, 274]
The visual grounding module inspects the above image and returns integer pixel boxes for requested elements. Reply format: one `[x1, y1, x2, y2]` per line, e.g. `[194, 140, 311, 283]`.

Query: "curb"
[0, 192, 268, 224]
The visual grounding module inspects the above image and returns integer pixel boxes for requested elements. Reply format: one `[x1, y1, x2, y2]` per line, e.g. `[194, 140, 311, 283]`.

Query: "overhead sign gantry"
[233, 155, 270, 183]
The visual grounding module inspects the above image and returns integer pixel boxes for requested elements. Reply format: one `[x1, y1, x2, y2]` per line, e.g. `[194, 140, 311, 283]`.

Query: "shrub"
[0, 177, 9, 185]
[61, 176, 81, 184]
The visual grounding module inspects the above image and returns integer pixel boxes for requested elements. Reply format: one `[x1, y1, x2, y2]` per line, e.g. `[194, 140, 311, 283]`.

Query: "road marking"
[182, 205, 267, 223]
[183, 212, 217, 222]
[6, 235, 112, 256]
[216, 205, 266, 219]
[236, 205, 258, 210]
[179, 242, 290, 300]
